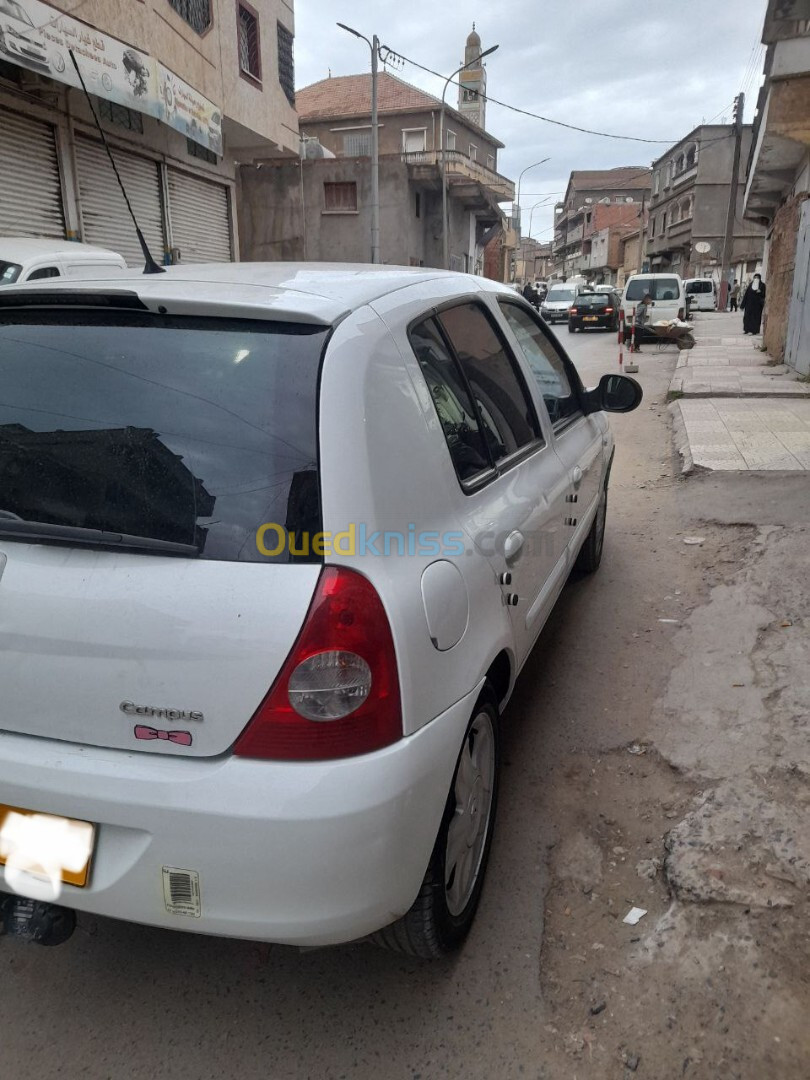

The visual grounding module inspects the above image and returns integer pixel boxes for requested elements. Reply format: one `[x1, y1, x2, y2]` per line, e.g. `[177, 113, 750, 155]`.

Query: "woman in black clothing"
[741, 274, 766, 334]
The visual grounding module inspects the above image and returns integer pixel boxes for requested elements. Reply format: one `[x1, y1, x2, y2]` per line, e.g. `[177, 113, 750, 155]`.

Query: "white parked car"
[0, 237, 127, 285]
[540, 282, 581, 324]
[0, 264, 641, 956]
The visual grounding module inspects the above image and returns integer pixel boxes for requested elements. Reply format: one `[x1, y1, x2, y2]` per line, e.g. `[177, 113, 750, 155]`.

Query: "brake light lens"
[604, 306, 614, 313]
[233, 567, 401, 760]
[569, 307, 578, 315]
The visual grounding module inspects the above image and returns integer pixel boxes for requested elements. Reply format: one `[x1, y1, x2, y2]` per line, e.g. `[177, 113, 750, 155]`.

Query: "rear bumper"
[0, 686, 479, 945]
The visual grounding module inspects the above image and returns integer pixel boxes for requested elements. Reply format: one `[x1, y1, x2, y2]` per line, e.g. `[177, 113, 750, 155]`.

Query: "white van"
[621, 273, 685, 337]
[0, 238, 128, 285]
[540, 281, 582, 324]
[684, 277, 717, 312]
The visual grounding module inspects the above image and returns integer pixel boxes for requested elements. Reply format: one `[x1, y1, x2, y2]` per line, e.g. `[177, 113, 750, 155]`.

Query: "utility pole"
[337, 24, 380, 263]
[719, 92, 744, 311]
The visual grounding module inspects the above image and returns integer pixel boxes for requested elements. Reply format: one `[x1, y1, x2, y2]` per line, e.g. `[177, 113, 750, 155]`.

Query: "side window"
[410, 318, 493, 484]
[437, 303, 541, 464]
[25, 266, 60, 281]
[498, 302, 582, 427]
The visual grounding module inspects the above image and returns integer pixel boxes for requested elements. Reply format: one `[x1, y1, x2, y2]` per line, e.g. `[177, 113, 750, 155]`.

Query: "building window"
[98, 99, 144, 133]
[415, 191, 421, 219]
[342, 131, 371, 156]
[469, 143, 478, 161]
[237, 1, 261, 82]
[187, 137, 218, 164]
[662, 211, 667, 231]
[402, 129, 426, 153]
[487, 154, 495, 170]
[649, 216, 655, 238]
[446, 129, 456, 151]
[168, 0, 211, 35]
[685, 145, 696, 170]
[324, 182, 357, 212]
[653, 171, 660, 196]
[675, 153, 685, 175]
[277, 21, 294, 106]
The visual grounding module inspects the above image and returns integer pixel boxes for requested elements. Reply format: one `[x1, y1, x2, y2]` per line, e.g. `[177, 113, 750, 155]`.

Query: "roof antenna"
[69, 50, 165, 275]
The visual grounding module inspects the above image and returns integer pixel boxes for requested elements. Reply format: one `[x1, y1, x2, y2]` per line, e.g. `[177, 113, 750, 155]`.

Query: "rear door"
[0, 302, 329, 756]
[411, 302, 569, 666]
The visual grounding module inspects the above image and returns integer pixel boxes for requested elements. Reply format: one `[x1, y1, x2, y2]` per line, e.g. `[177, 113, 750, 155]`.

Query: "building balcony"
[672, 165, 697, 189]
[566, 223, 584, 244]
[401, 150, 515, 204]
[667, 215, 693, 238]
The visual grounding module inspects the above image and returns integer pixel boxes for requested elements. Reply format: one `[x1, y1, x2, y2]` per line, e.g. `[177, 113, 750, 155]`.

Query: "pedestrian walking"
[729, 279, 740, 312]
[632, 292, 652, 352]
[740, 274, 766, 334]
[522, 282, 535, 306]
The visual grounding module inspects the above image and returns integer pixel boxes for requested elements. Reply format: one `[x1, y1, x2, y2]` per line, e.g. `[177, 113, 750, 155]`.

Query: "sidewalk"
[669, 312, 810, 472]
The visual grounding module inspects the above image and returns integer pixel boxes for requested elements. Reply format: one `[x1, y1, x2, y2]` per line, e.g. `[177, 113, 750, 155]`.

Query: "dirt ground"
[1, 332, 808, 1080]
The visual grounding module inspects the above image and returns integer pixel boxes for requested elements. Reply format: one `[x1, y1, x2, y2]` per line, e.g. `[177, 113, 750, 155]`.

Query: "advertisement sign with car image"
[0, 0, 222, 153]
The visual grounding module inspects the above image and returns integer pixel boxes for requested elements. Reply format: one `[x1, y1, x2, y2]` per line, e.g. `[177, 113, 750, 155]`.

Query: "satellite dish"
[625, 196, 634, 203]
[695, 241, 711, 254]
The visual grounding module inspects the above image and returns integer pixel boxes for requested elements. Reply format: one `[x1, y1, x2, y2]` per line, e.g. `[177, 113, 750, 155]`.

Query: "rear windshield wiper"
[0, 518, 200, 556]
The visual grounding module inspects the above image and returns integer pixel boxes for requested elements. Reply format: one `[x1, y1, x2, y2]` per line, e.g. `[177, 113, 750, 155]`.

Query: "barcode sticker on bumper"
[162, 866, 201, 917]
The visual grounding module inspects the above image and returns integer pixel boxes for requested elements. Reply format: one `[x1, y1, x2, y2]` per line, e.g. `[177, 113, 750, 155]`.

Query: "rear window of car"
[574, 293, 611, 308]
[0, 261, 22, 285]
[0, 310, 328, 562]
[546, 287, 576, 303]
[625, 277, 680, 301]
[686, 280, 713, 293]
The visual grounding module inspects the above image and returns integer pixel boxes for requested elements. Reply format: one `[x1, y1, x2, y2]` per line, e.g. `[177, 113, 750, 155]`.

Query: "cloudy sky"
[294, 0, 768, 241]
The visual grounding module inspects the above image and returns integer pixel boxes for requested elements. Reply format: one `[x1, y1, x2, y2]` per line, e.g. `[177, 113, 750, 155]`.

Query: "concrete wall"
[238, 156, 477, 268]
[50, 0, 298, 151]
[762, 192, 809, 361]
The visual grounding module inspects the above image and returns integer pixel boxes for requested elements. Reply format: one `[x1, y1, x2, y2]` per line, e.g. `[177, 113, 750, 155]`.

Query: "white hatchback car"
[0, 264, 641, 956]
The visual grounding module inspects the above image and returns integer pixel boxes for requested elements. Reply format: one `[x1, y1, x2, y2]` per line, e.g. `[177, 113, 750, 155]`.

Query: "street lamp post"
[514, 158, 550, 236]
[440, 43, 499, 271]
[337, 23, 380, 264]
[527, 196, 554, 240]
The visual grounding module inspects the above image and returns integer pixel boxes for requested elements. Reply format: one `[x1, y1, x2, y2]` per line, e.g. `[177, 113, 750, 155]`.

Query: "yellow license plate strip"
[0, 803, 95, 888]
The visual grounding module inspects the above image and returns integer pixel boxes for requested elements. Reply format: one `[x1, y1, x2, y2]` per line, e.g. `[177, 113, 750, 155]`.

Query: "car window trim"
[497, 298, 586, 428]
[407, 299, 545, 496]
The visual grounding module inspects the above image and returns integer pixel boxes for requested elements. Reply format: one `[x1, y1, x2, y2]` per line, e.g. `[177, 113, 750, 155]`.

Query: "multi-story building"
[0, 0, 299, 265]
[552, 167, 650, 279]
[646, 125, 766, 283]
[238, 45, 515, 271]
[514, 237, 553, 283]
[744, 0, 810, 369]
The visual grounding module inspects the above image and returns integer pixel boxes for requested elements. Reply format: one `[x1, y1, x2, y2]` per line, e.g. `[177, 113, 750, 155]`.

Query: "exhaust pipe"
[0, 892, 76, 946]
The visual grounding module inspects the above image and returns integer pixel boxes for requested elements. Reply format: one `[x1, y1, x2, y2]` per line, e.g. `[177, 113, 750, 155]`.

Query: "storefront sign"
[0, 0, 222, 153]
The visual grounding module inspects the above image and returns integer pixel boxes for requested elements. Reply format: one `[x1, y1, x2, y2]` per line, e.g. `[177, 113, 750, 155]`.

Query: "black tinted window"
[0, 311, 327, 562]
[499, 302, 581, 427]
[26, 267, 61, 281]
[438, 303, 540, 463]
[410, 317, 492, 484]
[575, 293, 612, 308]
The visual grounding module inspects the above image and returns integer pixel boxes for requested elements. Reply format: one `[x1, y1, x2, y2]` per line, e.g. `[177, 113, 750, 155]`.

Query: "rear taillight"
[604, 306, 614, 313]
[570, 307, 578, 315]
[233, 567, 401, 760]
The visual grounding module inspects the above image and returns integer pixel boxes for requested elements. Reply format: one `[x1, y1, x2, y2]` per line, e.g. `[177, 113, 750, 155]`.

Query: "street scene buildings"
[1, 2, 810, 1079]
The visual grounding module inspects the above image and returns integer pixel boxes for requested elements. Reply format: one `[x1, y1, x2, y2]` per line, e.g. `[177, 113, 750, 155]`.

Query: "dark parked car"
[568, 290, 620, 333]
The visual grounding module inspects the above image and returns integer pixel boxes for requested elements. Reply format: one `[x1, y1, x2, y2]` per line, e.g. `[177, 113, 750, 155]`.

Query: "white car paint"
[0, 237, 127, 284]
[0, 263, 627, 946]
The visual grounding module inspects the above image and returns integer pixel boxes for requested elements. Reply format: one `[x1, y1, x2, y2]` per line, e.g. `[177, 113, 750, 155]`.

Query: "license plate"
[0, 804, 95, 888]
[583, 316, 599, 322]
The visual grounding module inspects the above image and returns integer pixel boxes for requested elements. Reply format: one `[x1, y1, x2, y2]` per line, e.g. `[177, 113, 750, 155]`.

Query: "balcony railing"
[400, 150, 515, 201]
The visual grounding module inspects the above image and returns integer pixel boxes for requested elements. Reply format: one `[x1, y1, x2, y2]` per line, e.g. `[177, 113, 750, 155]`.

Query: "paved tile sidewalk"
[673, 398, 810, 471]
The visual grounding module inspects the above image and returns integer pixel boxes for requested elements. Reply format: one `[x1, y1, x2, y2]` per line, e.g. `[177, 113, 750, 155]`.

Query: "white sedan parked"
[0, 264, 640, 956]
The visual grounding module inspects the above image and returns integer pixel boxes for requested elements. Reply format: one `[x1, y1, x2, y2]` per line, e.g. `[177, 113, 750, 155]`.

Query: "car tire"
[373, 688, 500, 958]
[575, 469, 610, 574]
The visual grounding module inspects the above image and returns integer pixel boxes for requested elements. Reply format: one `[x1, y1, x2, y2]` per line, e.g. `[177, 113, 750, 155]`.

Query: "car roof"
[1, 262, 514, 325]
[0, 237, 125, 262]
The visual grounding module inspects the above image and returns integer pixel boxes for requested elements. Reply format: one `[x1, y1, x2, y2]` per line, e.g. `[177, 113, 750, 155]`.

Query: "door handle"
[503, 530, 524, 563]
[571, 466, 583, 489]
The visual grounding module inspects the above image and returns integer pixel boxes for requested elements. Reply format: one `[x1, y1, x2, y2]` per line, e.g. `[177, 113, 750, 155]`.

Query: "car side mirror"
[582, 373, 643, 414]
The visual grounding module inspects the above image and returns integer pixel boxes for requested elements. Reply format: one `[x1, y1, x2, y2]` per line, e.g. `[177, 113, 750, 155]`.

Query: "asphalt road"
[0, 323, 684, 1080]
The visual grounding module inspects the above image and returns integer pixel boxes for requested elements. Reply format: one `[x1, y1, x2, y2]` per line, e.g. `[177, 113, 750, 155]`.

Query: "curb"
[668, 400, 694, 475]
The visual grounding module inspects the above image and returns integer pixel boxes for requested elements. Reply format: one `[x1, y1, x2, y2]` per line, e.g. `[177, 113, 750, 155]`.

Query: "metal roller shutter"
[75, 136, 165, 267]
[0, 110, 65, 238]
[168, 168, 232, 263]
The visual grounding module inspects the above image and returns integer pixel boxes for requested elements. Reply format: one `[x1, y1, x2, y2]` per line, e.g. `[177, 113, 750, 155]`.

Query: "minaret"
[458, 24, 487, 130]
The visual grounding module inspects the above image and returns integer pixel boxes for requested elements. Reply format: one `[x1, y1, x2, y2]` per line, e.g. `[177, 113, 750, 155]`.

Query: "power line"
[379, 46, 679, 144]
